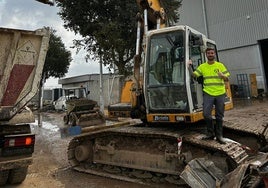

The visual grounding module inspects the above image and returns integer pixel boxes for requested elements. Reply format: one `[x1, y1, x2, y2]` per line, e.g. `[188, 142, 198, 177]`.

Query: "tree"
[42, 29, 72, 83]
[57, 0, 181, 76]
[38, 28, 72, 109]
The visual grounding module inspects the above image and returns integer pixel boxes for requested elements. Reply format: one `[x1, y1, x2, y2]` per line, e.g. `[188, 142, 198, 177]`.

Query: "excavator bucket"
[180, 158, 224, 188]
[66, 98, 97, 113]
[64, 97, 105, 127]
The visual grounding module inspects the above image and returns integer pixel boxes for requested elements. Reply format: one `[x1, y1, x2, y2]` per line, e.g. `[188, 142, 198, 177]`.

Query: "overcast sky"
[0, 0, 108, 88]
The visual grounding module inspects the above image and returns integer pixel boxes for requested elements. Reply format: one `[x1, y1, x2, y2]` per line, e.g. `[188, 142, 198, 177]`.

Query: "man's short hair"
[205, 47, 215, 53]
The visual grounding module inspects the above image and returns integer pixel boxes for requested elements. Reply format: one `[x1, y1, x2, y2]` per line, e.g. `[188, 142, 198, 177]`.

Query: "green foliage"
[43, 29, 72, 80]
[160, 0, 182, 25]
[57, 0, 181, 76]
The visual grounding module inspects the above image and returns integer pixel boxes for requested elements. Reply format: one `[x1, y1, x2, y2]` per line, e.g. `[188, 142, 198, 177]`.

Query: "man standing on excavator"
[187, 48, 230, 144]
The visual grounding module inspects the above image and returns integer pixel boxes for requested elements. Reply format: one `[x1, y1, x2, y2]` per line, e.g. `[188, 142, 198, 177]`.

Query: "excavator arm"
[108, 0, 170, 119]
[131, 0, 167, 117]
[136, 0, 166, 29]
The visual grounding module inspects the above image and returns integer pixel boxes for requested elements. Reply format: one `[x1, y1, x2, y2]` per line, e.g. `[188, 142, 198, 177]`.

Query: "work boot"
[202, 119, 215, 140]
[215, 120, 226, 144]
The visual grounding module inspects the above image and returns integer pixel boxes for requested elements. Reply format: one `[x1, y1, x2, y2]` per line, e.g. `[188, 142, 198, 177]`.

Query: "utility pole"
[99, 55, 104, 114]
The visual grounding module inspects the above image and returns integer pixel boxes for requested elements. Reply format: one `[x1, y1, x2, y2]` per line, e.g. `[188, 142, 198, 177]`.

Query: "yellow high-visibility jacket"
[194, 61, 230, 96]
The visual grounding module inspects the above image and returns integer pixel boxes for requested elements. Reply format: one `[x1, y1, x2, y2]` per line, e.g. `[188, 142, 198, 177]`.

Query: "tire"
[8, 167, 28, 184]
[69, 112, 78, 126]
[0, 170, 9, 186]
[62, 105, 66, 111]
[63, 114, 69, 124]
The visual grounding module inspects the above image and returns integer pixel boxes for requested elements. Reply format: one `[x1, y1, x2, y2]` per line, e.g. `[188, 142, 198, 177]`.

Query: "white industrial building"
[178, 0, 268, 95]
[58, 74, 125, 107]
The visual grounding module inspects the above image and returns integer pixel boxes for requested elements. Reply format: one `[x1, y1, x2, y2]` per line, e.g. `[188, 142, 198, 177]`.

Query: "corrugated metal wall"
[179, 0, 268, 91]
[177, 0, 207, 35]
[179, 0, 268, 50]
[205, 0, 268, 50]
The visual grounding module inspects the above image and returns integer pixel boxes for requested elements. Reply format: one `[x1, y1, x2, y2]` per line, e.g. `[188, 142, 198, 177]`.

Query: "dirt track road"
[4, 97, 268, 188]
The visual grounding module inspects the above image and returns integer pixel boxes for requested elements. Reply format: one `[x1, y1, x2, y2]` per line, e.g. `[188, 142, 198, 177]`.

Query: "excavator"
[108, 1, 234, 124]
[37, 0, 268, 187]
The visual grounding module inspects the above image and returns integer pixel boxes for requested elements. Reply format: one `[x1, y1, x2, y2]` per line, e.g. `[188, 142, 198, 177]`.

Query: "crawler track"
[67, 124, 249, 186]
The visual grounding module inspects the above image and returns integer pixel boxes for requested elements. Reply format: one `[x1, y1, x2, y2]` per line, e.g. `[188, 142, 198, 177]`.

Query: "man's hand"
[187, 60, 193, 68]
[218, 71, 228, 81]
[187, 60, 196, 77]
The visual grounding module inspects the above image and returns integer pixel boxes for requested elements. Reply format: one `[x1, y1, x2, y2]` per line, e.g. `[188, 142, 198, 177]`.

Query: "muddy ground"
[5, 111, 148, 188]
[4, 97, 268, 188]
[225, 98, 268, 129]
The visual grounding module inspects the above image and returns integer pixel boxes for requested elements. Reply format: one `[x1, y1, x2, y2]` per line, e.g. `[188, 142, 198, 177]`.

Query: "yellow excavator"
[66, 1, 267, 187]
[37, 0, 268, 187]
[108, 0, 234, 124]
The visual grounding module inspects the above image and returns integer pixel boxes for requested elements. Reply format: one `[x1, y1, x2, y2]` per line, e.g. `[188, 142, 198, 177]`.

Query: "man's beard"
[207, 56, 214, 61]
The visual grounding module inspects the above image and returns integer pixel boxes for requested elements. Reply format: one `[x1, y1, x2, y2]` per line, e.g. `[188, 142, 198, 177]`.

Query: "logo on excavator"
[154, 116, 169, 121]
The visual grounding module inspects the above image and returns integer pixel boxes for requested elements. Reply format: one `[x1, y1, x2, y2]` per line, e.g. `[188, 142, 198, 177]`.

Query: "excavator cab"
[109, 25, 232, 124]
[139, 25, 233, 123]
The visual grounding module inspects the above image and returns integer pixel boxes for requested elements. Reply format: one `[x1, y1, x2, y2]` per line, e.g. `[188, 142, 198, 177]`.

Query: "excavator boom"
[136, 0, 166, 28]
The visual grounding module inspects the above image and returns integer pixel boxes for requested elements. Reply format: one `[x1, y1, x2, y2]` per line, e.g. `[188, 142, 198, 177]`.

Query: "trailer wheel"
[8, 167, 28, 184]
[0, 170, 9, 186]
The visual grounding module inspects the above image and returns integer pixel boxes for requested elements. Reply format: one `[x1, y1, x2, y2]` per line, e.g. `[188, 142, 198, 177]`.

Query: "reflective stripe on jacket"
[193, 61, 230, 96]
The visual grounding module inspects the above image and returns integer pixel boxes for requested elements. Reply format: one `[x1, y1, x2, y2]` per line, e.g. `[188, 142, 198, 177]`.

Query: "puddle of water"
[31, 119, 60, 132]
[32, 112, 133, 139]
